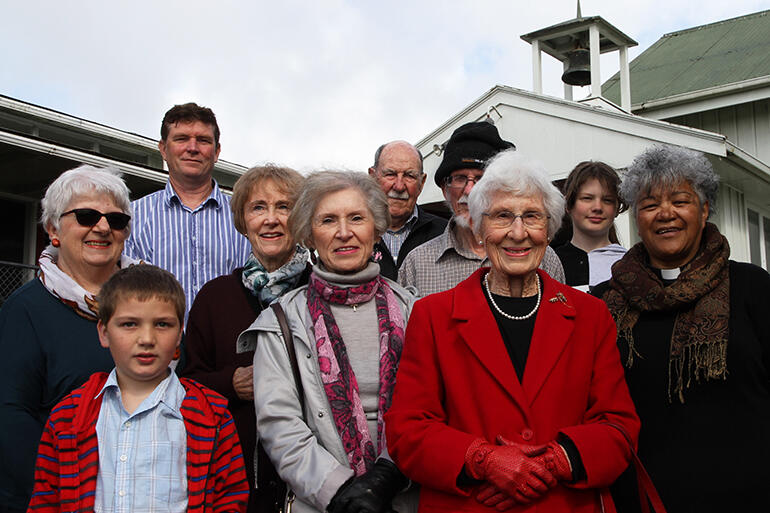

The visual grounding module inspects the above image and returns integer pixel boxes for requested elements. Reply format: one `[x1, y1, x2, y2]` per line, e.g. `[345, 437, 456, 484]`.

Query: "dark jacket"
[183, 266, 310, 513]
[375, 206, 447, 281]
[594, 261, 770, 512]
[0, 279, 114, 513]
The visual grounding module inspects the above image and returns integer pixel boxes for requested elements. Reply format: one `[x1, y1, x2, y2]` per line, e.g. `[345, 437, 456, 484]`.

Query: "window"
[747, 208, 770, 270]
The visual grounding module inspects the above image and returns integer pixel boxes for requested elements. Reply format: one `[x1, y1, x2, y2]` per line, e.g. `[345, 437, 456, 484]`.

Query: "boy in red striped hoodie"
[27, 265, 248, 513]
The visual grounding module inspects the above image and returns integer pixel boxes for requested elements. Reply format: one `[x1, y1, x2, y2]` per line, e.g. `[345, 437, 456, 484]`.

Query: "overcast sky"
[1, 0, 768, 172]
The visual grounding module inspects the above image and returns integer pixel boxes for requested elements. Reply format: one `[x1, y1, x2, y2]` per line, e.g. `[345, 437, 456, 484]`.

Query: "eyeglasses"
[444, 174, 482, 189]
[60, 208, 131, 230]
[378, 170, 422, 183]
[482, 210, 549, 230]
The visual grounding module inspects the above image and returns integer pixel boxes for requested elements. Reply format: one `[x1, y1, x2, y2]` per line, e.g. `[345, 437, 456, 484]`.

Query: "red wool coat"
[385, 269, 640, 513]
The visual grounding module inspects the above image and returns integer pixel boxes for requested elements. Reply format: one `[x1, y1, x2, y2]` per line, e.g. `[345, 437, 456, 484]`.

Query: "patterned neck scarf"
[37, 245, 141, 321]
[306, 271, 405, 476]
[241, 245, 309, 304]
[602, 223, 730, 403]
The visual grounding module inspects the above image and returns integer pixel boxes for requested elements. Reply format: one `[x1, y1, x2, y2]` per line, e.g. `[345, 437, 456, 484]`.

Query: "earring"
[51, 238, 60, 248]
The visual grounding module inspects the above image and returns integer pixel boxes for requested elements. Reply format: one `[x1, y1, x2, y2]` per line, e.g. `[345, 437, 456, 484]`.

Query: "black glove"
[327, 459, 408, 513]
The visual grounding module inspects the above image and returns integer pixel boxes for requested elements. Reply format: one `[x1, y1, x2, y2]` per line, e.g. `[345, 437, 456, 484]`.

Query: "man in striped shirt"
[125, 103, 251, 318]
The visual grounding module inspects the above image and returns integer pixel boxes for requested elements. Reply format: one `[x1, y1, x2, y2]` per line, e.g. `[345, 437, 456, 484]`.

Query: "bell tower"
[520, 1, 637, 109]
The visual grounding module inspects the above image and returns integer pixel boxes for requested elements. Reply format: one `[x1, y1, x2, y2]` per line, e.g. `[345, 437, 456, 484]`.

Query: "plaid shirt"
[95, 370, 187, 513]
[398, 220, 565, 297]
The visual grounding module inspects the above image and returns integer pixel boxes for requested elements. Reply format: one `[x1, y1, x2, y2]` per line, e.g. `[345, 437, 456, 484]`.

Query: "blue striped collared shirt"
[381, 208, 419, 261]
[124, 180, 252, 319]
[94, 369, 187, 513]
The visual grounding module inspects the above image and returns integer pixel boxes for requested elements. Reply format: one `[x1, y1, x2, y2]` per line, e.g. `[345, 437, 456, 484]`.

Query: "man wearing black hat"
[398, 121, 564, 296]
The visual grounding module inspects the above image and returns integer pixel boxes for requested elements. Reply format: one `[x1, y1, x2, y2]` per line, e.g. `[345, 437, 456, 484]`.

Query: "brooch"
[548, 292, 568, 304]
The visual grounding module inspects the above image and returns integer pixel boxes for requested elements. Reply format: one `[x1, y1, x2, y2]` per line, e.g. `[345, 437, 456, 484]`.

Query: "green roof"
[603, 10, 770, 106]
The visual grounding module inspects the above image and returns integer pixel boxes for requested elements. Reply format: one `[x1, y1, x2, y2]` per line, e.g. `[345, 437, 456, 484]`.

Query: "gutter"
[726, 141, 770, 184]
[633, 76, 770, 113]
[0, 130, 169, 185]
[0, 95, 247, 177]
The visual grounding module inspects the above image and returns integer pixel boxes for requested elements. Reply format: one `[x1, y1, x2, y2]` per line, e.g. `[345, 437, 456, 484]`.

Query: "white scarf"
[38, 245, 141, 320]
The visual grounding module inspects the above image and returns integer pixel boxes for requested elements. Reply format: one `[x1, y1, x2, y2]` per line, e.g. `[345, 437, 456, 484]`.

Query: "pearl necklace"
[484, 273, 541, 321]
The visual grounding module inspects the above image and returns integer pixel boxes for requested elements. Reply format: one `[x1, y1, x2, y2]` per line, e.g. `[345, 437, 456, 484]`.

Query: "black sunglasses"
[60, 208, 131, 230]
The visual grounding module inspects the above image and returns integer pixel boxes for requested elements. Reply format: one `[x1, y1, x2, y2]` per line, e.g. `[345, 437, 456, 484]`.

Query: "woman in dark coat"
[0, 165, 135, 512]
[183, 164, 309, 513]
[594, 144, 770, 512]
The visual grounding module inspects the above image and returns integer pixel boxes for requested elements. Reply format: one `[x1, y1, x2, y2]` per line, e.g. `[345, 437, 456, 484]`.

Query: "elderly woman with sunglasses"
[0, 164, 136, 513]
[385, 149, 639, 513]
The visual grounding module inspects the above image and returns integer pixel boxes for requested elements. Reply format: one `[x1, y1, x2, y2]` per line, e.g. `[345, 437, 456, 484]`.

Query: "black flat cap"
[434, 121, 515, 187]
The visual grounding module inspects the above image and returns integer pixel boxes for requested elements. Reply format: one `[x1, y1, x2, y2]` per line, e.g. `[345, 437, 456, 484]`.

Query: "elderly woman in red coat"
[385, 149, 640, 513]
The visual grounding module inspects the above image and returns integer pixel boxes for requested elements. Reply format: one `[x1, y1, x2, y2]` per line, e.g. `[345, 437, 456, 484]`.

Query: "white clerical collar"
[660, 268, 681, 280]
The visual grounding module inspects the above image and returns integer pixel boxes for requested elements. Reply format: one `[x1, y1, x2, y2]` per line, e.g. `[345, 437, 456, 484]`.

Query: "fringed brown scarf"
[602, 223, 730, 403]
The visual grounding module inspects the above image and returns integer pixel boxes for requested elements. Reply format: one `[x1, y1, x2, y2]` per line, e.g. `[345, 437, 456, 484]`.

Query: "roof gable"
[603, 10, 770, 106]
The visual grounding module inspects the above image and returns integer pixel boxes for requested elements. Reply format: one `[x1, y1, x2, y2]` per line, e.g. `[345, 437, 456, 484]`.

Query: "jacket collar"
[452, 268, 576, 417]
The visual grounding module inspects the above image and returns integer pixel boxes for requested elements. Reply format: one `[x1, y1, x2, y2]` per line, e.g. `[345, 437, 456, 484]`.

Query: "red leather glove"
[542, 440, 572, 481]
[465, 438, 556, 505]
[475, 483, 517, 511]
[497, 436, 573, 482]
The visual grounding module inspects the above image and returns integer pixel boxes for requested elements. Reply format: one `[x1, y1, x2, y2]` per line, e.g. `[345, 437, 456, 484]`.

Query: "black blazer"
[375, 206, 448, 281]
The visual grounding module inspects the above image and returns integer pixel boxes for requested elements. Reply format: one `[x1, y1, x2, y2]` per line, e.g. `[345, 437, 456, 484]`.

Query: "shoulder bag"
[270, 303, 305, 513]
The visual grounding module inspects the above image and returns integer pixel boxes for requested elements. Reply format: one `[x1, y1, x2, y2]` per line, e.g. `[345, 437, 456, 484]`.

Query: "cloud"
[1, 0, 768, 173]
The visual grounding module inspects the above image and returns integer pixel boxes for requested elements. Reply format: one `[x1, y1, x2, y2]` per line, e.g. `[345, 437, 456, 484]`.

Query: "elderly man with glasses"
[368, 141, 447, 280]
[399, 122, 564, 297]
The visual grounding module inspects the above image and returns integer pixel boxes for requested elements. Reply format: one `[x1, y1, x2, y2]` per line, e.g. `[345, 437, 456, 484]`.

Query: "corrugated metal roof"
[603, 10, 770, 106]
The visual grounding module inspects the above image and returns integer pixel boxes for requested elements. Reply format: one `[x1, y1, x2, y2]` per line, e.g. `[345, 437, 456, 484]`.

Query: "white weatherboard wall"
[416, 85, 770, 264]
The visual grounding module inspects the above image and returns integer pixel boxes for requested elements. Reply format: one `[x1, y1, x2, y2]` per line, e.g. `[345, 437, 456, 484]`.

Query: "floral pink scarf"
[306, 272, 405, 476]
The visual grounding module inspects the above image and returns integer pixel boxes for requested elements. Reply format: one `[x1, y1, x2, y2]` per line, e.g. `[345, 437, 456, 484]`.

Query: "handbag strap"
[270, 303, 306, 413]
[604, 422, 667, 513]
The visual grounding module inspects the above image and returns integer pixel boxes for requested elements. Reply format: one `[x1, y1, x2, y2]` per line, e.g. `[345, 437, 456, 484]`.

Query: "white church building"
[415, 9, 770, 269]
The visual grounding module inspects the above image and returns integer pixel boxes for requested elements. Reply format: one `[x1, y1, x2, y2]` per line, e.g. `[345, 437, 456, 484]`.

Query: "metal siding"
[716, 183, 750, 263]
[756, 100, 770, 162]
[735, 102, 757, 154]
[718, 107, 739, 142]
[603, 10, 770, 105]
[700, 109, 719, 133]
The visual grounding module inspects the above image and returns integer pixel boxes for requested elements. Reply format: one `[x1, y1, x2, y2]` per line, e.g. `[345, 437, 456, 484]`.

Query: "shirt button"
[521, 429, 534, 441]
[124, 422, 131, 428]
[318, 411, 324, 418]
[120, 454, 127, 462]
[118, 490, 125, 497]
[306, 354, 312, 359]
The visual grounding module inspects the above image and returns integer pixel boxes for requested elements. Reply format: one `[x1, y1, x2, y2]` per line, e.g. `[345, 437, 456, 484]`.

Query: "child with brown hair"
[555, 161, 628, 291]
[27, 265, 248, 513]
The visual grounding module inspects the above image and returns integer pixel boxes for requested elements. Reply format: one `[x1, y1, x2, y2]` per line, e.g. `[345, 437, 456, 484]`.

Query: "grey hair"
[468, 149, 564, 239]
[41, 164, 131, 232]
[621, 145, 719, 217]
[373, 141, 424, 173]
[289, 170, 391, 248]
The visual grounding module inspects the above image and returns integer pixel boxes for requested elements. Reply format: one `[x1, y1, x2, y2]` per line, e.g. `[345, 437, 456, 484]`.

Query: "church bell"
[561, 47, 591, 86]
